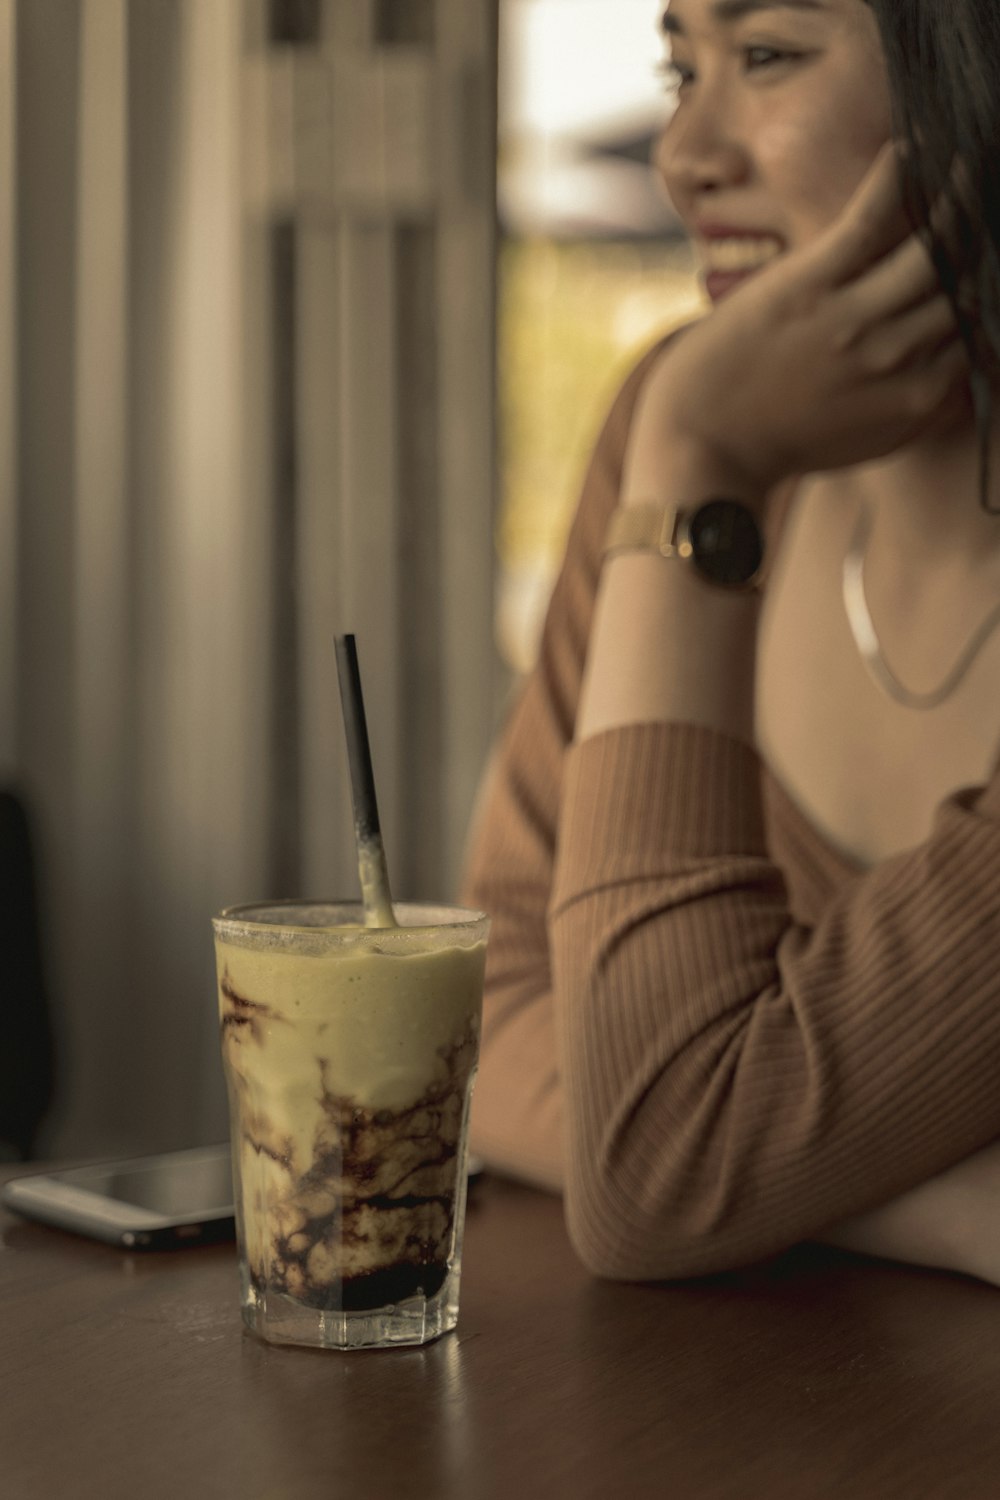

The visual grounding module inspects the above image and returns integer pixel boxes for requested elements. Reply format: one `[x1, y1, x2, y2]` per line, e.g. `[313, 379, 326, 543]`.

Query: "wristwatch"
[603, 498, 764, 590]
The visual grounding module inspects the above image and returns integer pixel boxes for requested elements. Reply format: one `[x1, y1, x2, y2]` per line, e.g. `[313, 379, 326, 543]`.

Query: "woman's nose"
[655, 97, 750, 201]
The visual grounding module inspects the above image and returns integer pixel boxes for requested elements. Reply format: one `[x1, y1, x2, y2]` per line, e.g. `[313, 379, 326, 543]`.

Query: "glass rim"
[212, 898, 489, 937]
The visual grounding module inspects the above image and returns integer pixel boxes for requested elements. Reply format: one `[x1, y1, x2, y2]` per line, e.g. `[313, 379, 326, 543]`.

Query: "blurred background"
[1, 0, 701, 1164]
[496, 0, 702, 669]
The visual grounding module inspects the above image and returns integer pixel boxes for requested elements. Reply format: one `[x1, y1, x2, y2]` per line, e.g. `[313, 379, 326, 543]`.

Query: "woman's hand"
[629, 143, 971, 503]
[821, 1140, 1000, 1288]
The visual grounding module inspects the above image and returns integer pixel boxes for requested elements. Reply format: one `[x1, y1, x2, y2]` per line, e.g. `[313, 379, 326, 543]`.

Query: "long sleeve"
[462, 336, 1000, 1281]
[460, 342, 669, 1192]
[552, 723, 1000, 1279]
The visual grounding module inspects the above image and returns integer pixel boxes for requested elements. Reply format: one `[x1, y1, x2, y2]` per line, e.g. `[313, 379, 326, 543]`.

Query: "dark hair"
[864, 0, 1000, 511]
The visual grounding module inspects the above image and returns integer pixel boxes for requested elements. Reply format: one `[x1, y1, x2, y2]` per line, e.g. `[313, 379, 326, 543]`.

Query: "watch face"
[687, 500, 763, 587]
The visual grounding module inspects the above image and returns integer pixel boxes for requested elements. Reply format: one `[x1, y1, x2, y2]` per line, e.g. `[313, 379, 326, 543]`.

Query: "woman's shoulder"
[601, 321, 700, 445]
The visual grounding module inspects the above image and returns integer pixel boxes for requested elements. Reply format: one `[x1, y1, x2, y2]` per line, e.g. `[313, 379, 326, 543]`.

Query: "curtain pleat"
[2, 0, 498, 1158]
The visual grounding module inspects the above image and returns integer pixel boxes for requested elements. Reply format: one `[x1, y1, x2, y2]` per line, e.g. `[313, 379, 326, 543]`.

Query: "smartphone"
[1, 1142, 236, 1249]
[2, 1144, 487, 1251]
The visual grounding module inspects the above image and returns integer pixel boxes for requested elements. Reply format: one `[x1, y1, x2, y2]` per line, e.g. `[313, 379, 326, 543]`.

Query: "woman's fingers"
[927, 333, 974, 404]
[813, 148, 963, 360]
[643, 137, 974, 490]
[901, 334, 972, 430]
[861, 326, 970, 429]
[857, 293, 964, 376]
[808, 142, 964, 327]
[833, 233, 947, 348]
[804, 141, 913, 287]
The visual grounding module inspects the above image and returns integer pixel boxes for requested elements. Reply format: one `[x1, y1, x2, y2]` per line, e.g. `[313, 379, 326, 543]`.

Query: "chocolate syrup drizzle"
[221, 973, 475, 1312]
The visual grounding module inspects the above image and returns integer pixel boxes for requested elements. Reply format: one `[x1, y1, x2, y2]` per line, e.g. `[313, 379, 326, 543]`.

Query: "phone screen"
[3, 1144, 484, 1249]
[1, 1143, 236, 1248]
[52, 1148, 234, 1216]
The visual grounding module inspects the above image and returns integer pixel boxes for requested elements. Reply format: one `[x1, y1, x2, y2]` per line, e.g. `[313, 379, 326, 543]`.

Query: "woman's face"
[655, 0, 894, 302]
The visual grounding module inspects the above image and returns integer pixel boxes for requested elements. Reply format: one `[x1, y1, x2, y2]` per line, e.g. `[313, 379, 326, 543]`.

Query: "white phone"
[1, 1143, 236, 1249]
[2, 1144, 487, 1250]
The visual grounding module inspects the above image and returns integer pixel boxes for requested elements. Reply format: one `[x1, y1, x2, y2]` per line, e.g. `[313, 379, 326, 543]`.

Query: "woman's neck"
[850, 394, 1000, 575]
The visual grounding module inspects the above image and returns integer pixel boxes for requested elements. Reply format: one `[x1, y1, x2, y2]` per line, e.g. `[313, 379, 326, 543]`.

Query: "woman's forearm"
[819, 1142, 1000, 1286]
[576, 549, 760, 742]
[576, 426, 766, 744]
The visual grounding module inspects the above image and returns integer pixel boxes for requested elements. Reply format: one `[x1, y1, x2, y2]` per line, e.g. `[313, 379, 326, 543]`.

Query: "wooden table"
[5, 1166, 1000, 1499]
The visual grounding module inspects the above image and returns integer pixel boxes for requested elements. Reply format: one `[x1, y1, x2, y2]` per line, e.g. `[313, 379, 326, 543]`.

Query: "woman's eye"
[743, 45, 801, 71]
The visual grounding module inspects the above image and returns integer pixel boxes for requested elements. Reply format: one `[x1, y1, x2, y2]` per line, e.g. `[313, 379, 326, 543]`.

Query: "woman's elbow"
[561, 1124, 797, 1283]
[561, 1160, 737, 1283]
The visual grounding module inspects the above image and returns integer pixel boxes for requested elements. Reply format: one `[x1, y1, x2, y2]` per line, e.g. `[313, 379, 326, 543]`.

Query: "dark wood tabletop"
[5, 1164, 1000, 1500]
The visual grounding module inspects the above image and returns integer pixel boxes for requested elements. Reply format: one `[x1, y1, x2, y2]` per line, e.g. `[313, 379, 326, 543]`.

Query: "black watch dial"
[687, 499, 763, 588]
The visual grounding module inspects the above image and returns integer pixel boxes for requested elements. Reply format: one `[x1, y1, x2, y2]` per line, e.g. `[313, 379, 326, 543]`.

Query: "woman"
[461, 0, 1000, 1285]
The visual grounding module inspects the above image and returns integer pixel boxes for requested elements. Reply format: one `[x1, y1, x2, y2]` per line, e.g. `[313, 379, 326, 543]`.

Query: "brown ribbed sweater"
[460, 340, 1000, 1281]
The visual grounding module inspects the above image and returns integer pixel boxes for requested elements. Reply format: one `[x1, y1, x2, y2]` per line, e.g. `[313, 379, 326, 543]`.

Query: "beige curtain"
[1, 0, 499, 1158]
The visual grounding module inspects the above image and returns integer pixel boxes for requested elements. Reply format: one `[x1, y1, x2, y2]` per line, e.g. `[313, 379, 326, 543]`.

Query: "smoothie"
[214, 901, 488, 1348]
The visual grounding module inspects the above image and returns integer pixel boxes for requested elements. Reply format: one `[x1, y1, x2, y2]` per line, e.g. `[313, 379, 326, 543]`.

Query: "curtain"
[1, 0, 499, 1158]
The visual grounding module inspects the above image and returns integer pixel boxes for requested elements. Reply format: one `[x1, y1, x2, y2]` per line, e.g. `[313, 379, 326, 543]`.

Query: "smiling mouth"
[696, 236, 785, 276]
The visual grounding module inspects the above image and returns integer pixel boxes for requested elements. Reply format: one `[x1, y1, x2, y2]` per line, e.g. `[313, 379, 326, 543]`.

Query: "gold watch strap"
[603, 501, 692, 560]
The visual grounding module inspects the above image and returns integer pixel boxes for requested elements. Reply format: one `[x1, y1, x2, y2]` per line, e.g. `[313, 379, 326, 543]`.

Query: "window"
[496, 0, 703, 671]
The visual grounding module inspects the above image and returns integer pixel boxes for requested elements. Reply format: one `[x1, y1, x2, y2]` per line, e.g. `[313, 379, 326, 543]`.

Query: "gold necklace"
[842, 501, 1000, 710]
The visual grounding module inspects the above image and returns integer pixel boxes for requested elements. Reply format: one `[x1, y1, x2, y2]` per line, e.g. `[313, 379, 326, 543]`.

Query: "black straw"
[334, 634, 396, 927]
[335, 634, 381, 840]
